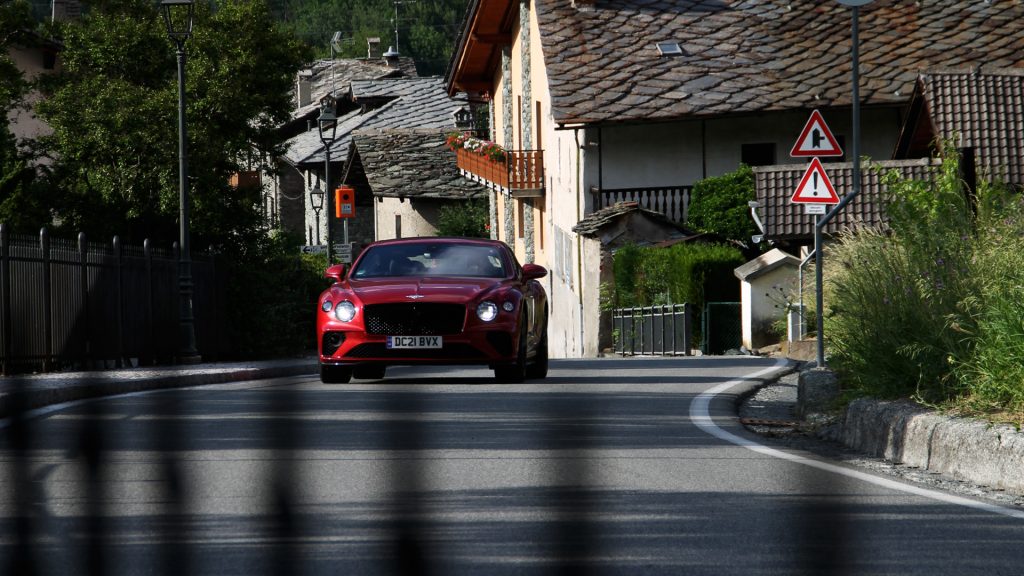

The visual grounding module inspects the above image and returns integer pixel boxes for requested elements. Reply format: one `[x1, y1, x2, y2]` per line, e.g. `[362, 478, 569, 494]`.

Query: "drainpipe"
[575, 128, 585, 357]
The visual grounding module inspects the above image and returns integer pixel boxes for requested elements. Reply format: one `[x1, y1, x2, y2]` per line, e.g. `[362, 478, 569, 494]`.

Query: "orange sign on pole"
[335, 185, 355, 218]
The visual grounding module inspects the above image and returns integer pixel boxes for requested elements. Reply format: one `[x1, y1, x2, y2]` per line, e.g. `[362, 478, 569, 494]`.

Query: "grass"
[823, 148, 1024, 422]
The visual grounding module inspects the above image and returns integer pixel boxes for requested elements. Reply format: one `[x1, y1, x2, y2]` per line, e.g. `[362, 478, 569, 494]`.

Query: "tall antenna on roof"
[391, 0, 416, 54]
[330, 31, 344, 97]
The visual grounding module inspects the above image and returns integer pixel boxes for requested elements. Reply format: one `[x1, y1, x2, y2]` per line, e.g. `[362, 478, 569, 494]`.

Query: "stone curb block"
[0, 361, 317, 419]
[840, 398, 1024, 494]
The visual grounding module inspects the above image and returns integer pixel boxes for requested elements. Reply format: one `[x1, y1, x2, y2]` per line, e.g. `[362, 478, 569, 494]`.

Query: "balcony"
[591, 185, 693, 224]
[455, 147, 544, 197]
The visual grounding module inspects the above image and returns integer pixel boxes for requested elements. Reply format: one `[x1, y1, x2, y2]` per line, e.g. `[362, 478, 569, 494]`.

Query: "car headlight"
[502, 301, 515, 313]
[321, 300, 333, 313]
[476, 301, 498, 322]
[334, 300, 356, 322]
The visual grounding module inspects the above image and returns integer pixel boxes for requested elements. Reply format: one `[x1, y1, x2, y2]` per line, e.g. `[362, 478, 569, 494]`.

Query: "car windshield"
[351, 243, 509, 279]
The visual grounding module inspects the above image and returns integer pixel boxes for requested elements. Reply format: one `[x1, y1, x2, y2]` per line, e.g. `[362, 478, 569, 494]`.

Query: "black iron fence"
[612, 304, 694, 356]
[0, 225, 227, 374]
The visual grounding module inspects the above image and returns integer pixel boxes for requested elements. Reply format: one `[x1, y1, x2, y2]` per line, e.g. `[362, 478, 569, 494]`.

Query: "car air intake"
[363, 303, 466, 335]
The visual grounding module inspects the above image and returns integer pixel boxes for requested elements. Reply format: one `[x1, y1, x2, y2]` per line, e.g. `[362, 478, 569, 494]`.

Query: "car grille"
[345, 343, 486, 359]
[363, 303, 466, 335]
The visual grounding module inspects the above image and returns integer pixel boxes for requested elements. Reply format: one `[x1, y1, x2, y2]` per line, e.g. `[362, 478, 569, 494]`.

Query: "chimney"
[296, 70, 313, 108]
[51, 0, 82, 21]
[367, 37, 382, 59]
[383, 46, 400, 68]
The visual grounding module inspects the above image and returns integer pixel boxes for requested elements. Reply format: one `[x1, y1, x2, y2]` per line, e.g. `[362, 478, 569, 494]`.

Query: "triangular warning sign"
[790, 109, 843, 157]
[790, 158, 840, 204]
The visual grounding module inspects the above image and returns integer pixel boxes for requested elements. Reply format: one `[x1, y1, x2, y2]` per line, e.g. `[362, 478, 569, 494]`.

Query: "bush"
[223, 230, 327, 358]
[436, 198, 489, 238]
[611, 242, 744, 309]
[825, 147, 1024, 419]
[687, 164, 758, 246]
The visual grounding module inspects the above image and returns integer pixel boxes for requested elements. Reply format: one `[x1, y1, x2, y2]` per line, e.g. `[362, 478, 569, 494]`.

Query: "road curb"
[0, 359, 317, 419]
[840, 398, 1024, 494]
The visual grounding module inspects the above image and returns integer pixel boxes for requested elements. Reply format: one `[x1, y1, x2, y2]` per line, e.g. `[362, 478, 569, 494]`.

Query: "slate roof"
[753, 158, 940, 241]
[533, 0, 1024, 126]
[898, 68, 1024, 187]
[734, 248, 799, 282]
[353, 128, 488, 200]
[283, 78, 468, 167]
[572, 201, 692, 238]
[351, 78, 469, 129]
[293, 56, 418, 120]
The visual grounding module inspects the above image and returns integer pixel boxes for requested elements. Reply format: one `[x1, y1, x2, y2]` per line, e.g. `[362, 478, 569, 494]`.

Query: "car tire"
[320, 364, 352, 384]
[494, 322, 528, 383]
[526, 329, 548, 380]
[353, 365, 386, 380]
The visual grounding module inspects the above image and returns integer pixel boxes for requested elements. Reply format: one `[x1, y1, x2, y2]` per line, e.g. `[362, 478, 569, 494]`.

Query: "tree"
[270, 0, 466, 77]
[687, 164, 759, 248]
[0, 0, 51, 232]
[36, 0, 311, 247]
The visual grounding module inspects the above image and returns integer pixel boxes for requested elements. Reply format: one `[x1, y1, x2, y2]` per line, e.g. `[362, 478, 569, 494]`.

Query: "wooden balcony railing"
[455, 148, 544, 196]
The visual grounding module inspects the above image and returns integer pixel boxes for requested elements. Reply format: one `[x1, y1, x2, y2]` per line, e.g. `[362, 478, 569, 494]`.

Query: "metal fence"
[612, 304, 694, 356]
[0, 225, 227, 374]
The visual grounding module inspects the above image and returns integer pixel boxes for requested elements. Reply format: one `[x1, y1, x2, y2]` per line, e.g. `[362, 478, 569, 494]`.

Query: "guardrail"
[612, 304, 694, 356]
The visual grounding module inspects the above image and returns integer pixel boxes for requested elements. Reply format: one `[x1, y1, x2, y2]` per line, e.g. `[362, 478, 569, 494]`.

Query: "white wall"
[592, 108, 904, 189]
[742, 265, 798, 350]
[6, 45, 58, 148]
[374, 197, 441, 240]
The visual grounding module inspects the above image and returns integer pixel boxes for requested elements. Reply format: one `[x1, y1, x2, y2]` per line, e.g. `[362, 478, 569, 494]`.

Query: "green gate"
[702, 301, 742, 355]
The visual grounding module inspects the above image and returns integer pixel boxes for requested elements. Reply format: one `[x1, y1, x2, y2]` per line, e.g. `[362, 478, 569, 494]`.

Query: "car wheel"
[320, 364, 352, 384]
[526, 329, 548, 380]
[494, 322, 528, 383]
[353, 365, 386, 380]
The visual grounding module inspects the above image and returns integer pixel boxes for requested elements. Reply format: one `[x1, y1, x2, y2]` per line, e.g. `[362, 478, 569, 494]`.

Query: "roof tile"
[535, 0, 1024, 125]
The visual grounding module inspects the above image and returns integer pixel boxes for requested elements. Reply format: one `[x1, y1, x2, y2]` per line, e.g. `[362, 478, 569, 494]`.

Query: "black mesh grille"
[322, 331, 346, 356]
[345, 343, 486, 359]
[364, 303, 466, 335]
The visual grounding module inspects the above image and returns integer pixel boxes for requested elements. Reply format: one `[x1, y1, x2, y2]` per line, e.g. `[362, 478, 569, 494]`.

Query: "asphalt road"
[3, 356, 1024, 575]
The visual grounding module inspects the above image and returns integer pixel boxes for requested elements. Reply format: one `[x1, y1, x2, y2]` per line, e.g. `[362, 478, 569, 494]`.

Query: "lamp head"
[317, 101, 338, 145]
[161, 0, 194, 44]
[310, 184, 325, 211]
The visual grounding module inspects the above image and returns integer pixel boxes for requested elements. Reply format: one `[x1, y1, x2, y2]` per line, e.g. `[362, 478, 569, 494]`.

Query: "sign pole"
[816, 1, 869, 367]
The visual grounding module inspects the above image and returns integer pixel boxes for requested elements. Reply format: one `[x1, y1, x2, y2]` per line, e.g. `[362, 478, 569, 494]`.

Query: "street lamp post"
[310, 184, 325, 245]
[318, 100, 338, 264]
[162, 0, 200, 363]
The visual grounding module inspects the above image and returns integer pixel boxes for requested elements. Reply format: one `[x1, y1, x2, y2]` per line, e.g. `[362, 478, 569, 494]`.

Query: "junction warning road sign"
[790, 109, 843, 157]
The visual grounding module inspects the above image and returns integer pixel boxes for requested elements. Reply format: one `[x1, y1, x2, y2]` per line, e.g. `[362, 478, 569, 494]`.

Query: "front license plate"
[386, 335, 443, 349]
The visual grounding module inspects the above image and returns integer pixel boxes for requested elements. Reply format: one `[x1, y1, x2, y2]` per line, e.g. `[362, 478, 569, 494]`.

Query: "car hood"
[342, 277, 505, 304]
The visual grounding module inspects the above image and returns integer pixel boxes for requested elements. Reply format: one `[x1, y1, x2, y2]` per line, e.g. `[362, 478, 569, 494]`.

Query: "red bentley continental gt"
[317, 237, 549, 384]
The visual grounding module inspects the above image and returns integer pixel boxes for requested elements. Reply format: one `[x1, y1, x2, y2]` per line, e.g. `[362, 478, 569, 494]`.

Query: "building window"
[517, 200, 525, 238]
[395, 214, 402, 239]
[538, 199, 544, 250]
[741, 143, 776, 167]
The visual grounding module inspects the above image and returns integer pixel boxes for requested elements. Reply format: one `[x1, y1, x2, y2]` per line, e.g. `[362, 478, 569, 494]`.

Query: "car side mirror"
[324, 263, 346, 283]
[522, 263, 547, 280]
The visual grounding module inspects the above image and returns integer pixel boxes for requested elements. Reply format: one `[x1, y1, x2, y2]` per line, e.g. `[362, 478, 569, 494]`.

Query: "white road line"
[690, 358, 1024, 521]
